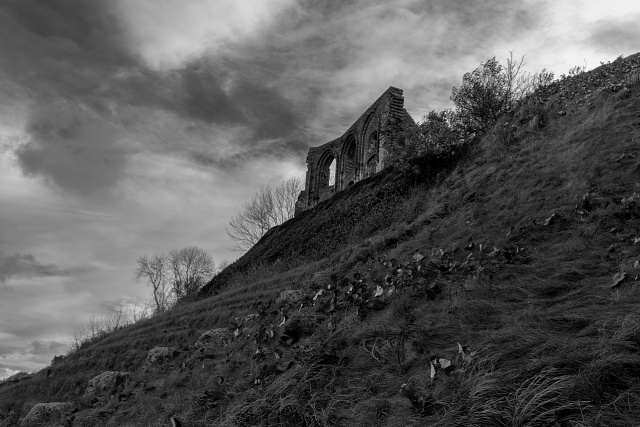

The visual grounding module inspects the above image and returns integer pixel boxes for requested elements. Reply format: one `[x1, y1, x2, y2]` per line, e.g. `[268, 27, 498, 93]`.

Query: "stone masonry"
[295, 87, 414, 214]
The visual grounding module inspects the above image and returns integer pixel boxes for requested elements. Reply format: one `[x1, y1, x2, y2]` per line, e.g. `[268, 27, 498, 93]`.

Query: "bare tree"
[169, 246, 216, 299]
[272, 177, 304, 224]
[228, 186, 274, 250]
[503, 52, 527, 111]
[104, 305, 131, 333]
[504, 52, 555, 109]
[87, 316, 105, 339]
[227, 177, 304, 251]
[71, 315, 110, 351]
[135, 247, 218, 308]
[135, 253, 171, 314]
[71, 323, 89, 352]
[130, 299, 153, 322]
[70, 304, 140, 352]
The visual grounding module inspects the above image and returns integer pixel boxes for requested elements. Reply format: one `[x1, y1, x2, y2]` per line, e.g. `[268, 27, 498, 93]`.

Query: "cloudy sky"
[1, 0, 639, 379]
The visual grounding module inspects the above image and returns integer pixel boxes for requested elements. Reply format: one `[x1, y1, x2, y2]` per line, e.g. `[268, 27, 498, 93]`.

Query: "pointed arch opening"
[316, 150, 337, 202]
[339, 135, 358, 190]
[328, 158, 336, 186]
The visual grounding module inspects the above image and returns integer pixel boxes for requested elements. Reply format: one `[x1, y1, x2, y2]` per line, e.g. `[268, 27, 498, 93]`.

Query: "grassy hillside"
[200, 142, 467, 299]
[1, 54, 640, 426]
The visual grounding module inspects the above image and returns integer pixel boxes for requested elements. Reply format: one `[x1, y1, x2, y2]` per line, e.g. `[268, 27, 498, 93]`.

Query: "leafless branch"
[227, 176, 304, 251]
[135, 253, 171, 314]
[169, 246, 216, 299]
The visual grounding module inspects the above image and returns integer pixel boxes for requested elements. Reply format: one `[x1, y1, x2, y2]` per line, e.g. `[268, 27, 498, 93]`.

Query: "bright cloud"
[114, 0, 297, 69]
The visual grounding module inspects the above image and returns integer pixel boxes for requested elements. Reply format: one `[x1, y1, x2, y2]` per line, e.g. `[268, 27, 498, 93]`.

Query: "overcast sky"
[1, 0, 639, 379]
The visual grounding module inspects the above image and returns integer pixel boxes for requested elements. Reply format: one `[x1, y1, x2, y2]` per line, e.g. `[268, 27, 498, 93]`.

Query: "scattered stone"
[275, 290, 306, 307]
[85, 371, 129, 397]
[243, 313, 260, 324]
[503, 53, 640, 144]
[280, 312, 317, 345]
[20, 402, 74, 427]
[400, 382, 436, 416]
[143, 346, 178, 371]
[312, 270, 332, 286]
[195, 328, 233, 354]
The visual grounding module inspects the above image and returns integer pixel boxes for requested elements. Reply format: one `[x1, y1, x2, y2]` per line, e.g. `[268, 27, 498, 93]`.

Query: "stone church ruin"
[295, 86, 414, 215]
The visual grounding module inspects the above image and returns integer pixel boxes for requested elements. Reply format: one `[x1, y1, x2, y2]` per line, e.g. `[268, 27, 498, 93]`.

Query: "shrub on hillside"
[388, 54, 554, 172]
[451, 53, 554, 138]
[451, 57, 508, 136]
[386, 109, 465, 171]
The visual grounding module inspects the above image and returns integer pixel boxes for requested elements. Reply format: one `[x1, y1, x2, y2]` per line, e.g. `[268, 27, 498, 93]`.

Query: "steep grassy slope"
[2, 56, 640, 426]
[200, 146, 466, 299]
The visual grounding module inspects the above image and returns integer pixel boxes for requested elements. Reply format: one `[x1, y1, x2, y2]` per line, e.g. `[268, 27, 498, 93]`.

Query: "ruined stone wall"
[295, 86, 414, 214]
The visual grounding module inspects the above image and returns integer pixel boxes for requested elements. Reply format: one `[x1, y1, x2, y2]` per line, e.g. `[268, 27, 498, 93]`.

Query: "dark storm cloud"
[229, 78, 300, 141]
[10, 0, 543, 171]
[1, 0, 127, 59]
[189, 151, 229, 169]
[174, 59, 302, 140]
[179, 62, 246, 125]
[0, 1, 135, 195]
[0, 1, 307, 174]
[0, 0, 544, 128]
[0, 0, 133, 103]
[0, 250, 84, 283]
[1, 0, 551, 183]
[188, 133, 308, 171]
[15, 105, 127, 196]
[242, 0, 548, 136]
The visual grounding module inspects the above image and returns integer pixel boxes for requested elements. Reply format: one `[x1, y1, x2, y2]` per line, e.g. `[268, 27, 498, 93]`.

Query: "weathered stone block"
[243, 313, 260, 324]
[275, 290, 306, 307]
[195, 328, 232, 351]
[85, 371, 129, 397]
[142, 346, 178, 371]
[20, 402, 74, 426]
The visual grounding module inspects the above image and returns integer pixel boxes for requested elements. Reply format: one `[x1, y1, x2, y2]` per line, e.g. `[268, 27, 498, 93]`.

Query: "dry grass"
[3, 74, 640, 426]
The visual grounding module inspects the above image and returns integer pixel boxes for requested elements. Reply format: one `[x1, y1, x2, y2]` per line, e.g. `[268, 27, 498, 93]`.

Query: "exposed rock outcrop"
[195, 328, 232, 357]
[142, 347, 178, 372]
[85, 371, 129, 397]
[20, 402, 74, 427]
[243, 313, 260, 324]
[275, 290, 306, 307]
[280, 312, 318, 346]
